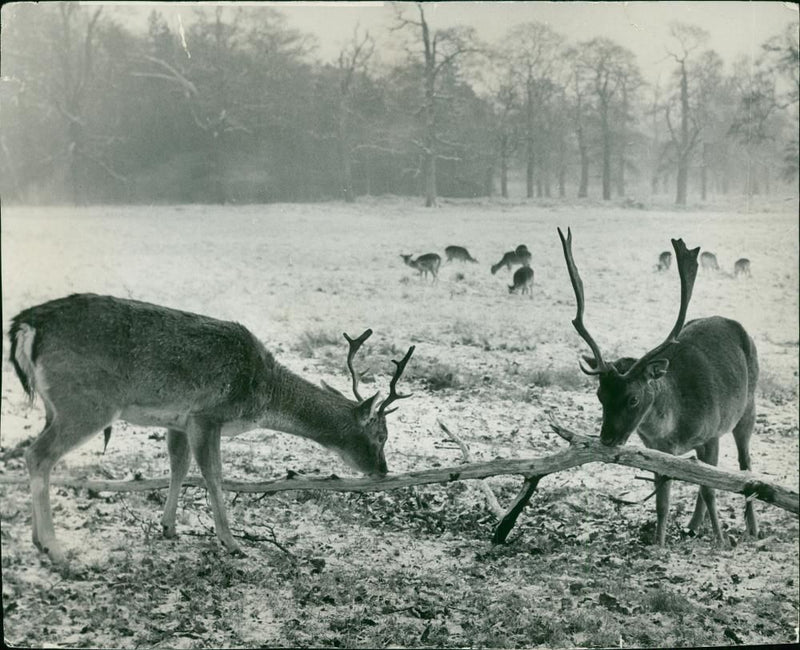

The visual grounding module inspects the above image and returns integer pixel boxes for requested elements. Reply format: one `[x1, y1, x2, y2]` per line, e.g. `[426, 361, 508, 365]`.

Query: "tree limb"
[1, 421, 795, 516]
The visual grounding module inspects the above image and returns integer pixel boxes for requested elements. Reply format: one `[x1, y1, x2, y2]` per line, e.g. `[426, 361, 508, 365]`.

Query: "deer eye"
[627, 395, 640, 408]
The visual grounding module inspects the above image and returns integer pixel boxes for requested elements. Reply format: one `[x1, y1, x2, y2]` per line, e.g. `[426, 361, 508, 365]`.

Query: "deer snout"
[372, 454, 388, 477]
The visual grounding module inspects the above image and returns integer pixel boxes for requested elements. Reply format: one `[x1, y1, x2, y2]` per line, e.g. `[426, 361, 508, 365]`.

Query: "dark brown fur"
[445, 245, 478, 263]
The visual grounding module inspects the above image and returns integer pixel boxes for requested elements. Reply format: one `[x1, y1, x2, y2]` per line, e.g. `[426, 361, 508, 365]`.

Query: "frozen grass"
[0, 199, 797, 648]
[294, 328, 342, 358]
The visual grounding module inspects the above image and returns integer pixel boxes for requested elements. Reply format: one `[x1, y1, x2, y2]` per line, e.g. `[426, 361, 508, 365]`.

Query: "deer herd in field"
[8, 225, 762, 565]
[403, 241, 752, 295]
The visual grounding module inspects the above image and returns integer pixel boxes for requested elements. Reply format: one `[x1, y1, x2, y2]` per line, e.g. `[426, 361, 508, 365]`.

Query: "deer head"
[336, 329, 415, 474]
[557, 227, 699, 446]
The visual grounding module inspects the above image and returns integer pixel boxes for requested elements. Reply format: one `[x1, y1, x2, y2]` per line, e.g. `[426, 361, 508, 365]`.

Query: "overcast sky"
[92, 1, 798, 83]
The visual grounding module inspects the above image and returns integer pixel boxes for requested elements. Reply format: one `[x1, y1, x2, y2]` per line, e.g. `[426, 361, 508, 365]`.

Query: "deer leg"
[161, 429, 191, 539]
[187, 419, 243, 556]
[25, 401, 116, 564]
[696, 439, 729, 547]
[687, 492, 707, 535]
[654, 473, 672, 546]
[733, 401, 759, 538]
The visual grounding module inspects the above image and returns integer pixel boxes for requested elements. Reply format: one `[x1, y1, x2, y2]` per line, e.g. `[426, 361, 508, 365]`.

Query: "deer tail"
[9, 320, 38, 403]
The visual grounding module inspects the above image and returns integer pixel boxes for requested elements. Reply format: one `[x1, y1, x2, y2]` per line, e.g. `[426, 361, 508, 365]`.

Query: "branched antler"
[379, 346, 415, 415]
[343, 329, 373, 401]
[557, 227, 610, 375]
[620, 238, 699, 378]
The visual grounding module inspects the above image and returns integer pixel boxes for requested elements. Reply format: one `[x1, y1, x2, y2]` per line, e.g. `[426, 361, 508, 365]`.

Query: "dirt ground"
[1, 197, 798, 648]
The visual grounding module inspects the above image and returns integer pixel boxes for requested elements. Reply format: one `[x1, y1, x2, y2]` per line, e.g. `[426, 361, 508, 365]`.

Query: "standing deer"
[490, 245, 531, 274]
[734, 258, 751, 278]
[445, 245, 478, 264]
[401, 253, 441, 282]
[656, 251, 672, 271]
[558, 228, 759, 547]
[9, 293, 414, 563]
[700, 251, 719, 271]
[508, 266, 534, 297]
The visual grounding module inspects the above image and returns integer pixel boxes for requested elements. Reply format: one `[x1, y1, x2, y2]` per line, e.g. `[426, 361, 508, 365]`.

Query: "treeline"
[0, 3, 797, 205]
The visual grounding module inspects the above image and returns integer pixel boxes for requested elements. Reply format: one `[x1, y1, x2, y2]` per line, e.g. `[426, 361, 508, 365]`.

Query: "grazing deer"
[508, 266, 534, 297]
[734, 258, 751, 278]
[490, 246, 531, 274]
[656, 251, 672, 271]
[401, 253, 441, 282]
[700, 251, 719, 271]
[9, 293, 415, 563]
[445, 245, 478, 264]
[557, 228, 759, 547]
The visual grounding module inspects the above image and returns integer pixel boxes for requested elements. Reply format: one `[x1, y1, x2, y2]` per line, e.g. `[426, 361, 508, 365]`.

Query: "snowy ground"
[1, 198, 798, 648]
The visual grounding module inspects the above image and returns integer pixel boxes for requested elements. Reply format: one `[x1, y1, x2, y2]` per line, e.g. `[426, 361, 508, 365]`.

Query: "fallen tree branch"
[0, 422, 796, 517]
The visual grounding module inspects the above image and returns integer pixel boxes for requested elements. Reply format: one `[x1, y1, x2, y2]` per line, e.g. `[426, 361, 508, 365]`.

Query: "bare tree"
[574, 38, 639, 200]
[335, 27, 375, 202]
[392, 3, 479, 206]
[501, 23, 563, 199]
[565, 47, 592, 198]
[664, 23, 713, 205]
[614, 64, 644, 197]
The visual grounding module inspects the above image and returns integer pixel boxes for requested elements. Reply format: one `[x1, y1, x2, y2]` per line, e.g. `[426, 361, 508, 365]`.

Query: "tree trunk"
[676, 156, 688, 205]
[601, 106, 611, 201]
[500, 137, 509, 198]
[337, 104, 355, 202]
[675, 61, 690, 206]
[700, 142, 708, 201]
[525, 77, 534, 199]
[424, 152, 436, 207]
[526, 140, 535, 199]
[578, 146, 589, 198]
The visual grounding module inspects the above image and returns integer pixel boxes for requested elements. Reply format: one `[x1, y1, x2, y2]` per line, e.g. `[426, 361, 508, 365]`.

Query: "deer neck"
[635, 378, 680, 453]
[255, 364, 354, 446]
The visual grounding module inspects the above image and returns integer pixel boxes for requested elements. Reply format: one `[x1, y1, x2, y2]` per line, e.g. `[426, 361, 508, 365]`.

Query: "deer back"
[9, 293, 409, 475]
[11, 294, 268, 419]
[508, 266, 534, 293]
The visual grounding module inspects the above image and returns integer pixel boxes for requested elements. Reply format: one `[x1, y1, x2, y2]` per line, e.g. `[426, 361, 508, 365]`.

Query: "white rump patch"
[14, 323, 40, 398]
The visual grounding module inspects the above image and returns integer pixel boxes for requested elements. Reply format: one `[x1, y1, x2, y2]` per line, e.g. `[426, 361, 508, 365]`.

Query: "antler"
[379, 345, 415, 415]
[620, 238, 699, 378]
[557, 227, 611, 375]
[343, 329, 373, 401]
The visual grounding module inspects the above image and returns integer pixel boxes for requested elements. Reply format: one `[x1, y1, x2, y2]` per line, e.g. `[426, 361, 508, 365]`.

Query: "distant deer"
[9, 293, 415, 563]
[445, 245, 478, 264]
[508, 266, 534, 297]
[734, 258, 751, 278]
[558, 228, 759, 547]
[401, 253, 441, 282]
[515, 244, 531, 259]
[656, 251, 672, 271]
[700, 251, 719, 271]
[491, 245, 531, 274]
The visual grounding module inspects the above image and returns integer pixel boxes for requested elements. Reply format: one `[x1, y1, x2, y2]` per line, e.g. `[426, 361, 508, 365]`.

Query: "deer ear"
[579, 355, 598, 374]
[354, 392, 382, 425]
[320, 379, 346, 398]
[645, 358, 669, 380]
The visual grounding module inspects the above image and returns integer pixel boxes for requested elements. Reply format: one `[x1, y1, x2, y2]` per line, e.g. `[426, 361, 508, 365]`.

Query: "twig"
[438, 419, 504, 518]
[492, 475, 542, 544]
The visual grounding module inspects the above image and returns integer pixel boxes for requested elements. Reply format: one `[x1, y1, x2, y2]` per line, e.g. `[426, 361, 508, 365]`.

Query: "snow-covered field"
[1, 198, 798, 647]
